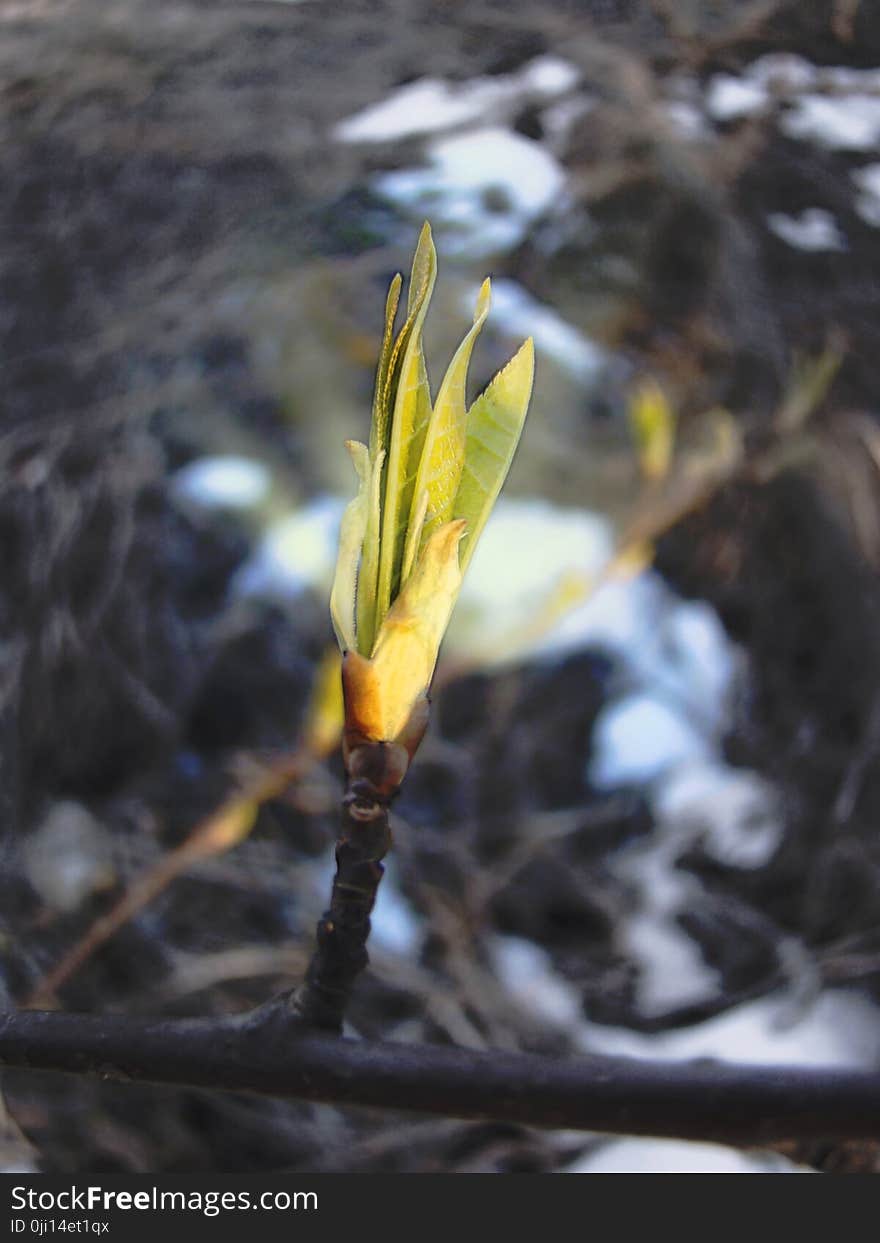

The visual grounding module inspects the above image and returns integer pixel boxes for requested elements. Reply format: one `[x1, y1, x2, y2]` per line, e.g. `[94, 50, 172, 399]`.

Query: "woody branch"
[2, 1006, 880, 1147]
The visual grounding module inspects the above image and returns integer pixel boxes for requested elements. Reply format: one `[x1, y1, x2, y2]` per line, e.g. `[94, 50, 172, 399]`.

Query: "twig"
[291, 750, 394, 1032]
[22, 749, 312, 1009]
[23, 647, 344, 1008]
[2, 1006, 880, 1146]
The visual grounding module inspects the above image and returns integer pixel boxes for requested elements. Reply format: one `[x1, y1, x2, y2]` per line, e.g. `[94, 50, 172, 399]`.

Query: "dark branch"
[291, 761, 393, 1032]
[3, 1006, 880, 1146]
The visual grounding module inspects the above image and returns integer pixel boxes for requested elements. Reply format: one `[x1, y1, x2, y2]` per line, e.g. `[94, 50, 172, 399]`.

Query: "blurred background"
[3, 0, 880, 1173]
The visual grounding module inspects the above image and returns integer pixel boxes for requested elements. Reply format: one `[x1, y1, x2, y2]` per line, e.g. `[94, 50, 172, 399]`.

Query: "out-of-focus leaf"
[376, 223, 437, 628]
[610, 539, 654, 580]
[329, 440, 371, 653]
[454, 337, 535, 573]
[200, 797, 261, 853]
[343, 519, 465, 745]
[411, 279, 491, 550]
[628, 379, 676, 482]
[462, 566, 592, 668]
[775, 342, 842, 434]
[302, 646, 344, 759]
[686, 405, 742, 480]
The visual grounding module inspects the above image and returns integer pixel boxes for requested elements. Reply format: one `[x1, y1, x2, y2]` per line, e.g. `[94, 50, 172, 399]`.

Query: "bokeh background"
[3, 0, 880, 1173]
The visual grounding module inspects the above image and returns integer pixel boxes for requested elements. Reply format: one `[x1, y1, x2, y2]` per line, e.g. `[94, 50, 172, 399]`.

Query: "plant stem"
[292, 770, 392, 1033]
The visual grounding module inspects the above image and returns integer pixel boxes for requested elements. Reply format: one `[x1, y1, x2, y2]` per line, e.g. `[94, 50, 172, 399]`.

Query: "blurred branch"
[23, 649, 344, 1009]
[2, 1005, 880, 1147]
[833, 0, 861, 42]
[23, 751, 307, 1008]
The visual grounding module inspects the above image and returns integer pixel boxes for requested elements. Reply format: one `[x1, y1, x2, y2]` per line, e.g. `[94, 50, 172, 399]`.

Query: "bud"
[330, 223, 534, 791]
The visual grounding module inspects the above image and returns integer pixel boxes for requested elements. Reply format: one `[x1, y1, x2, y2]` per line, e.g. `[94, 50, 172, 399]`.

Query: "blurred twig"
[22, 649, 344, 1008]
[22, 750, 309, 1009]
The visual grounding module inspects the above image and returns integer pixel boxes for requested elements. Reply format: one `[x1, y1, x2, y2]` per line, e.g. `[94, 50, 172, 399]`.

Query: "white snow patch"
[492, 940, 880, 1139]
[370, 865, 422, 956]
[335, 78, 504, 143]
[767, 207, 846, 251]
[576, 581, 755, 1016]
[540, 94, 596, 145]
[520, 55, 581, 96]
[612, 836, 721, 1015]
[506, 567, 743, 716]
[172, 456, 271, 511]
[745, 53, 818, 94]
[853, 162, 880, 226]
[590, 695, 711, 790]
[662, 74, 710, 140]
[780, 94, 880, 151]
[448, 498, 614, 658]
[374, 126, 568, 257]
[706, 74, 768, 122]
[529, 572, 654, 663]
[658, 598, 741, 729]
[655, 762, 782, 870]
[565, 1137, 804, 1174]
[482, 278, 608, 384]
[663, 100, 710, 141]
[491, 935, 583, 1030]
[581, 989, 880, 1069]
[23, 802, 114, 913]
[234, 495, 344, 598]
[334, 56, 580, 143]
[815, 65, 880, 93]
[573, 579, 742, 749]
[625, 907, 718, 1014]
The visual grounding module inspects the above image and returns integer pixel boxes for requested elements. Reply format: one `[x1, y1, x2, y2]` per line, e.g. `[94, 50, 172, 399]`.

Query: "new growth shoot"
[331, 221, 534, 802]
[296, 224, 533, 1031]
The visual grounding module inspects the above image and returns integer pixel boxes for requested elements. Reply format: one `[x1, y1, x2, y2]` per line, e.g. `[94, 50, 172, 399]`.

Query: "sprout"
[330, 223, 534, 784]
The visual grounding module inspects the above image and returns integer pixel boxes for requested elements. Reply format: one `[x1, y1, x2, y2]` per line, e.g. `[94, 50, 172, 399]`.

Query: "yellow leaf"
[302, 646, 344, 759]
[628, 379, 676, 482]
[343, 519, 465, 745]
[454, 337, 535, 573]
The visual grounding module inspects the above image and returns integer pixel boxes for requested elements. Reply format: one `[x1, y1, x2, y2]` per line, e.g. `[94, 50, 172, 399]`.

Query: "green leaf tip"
[331, 226, 535, 745]
[455, 335, 535, 573]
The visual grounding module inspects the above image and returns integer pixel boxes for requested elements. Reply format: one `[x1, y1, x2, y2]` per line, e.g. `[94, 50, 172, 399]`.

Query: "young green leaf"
[355, 444, 386, 655]
[409, 279, 491, 552]
[376, 223, 437, 628]
[330, 440, 372, 652]
[454, 336, 535, 573]
[400, 486, 428, 587]
[369, 273, 402, 463]
[331, 225, 535, 764]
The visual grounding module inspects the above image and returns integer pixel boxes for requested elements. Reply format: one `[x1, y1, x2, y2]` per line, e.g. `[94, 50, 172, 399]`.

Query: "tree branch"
[3, 1005, 880, 1147]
